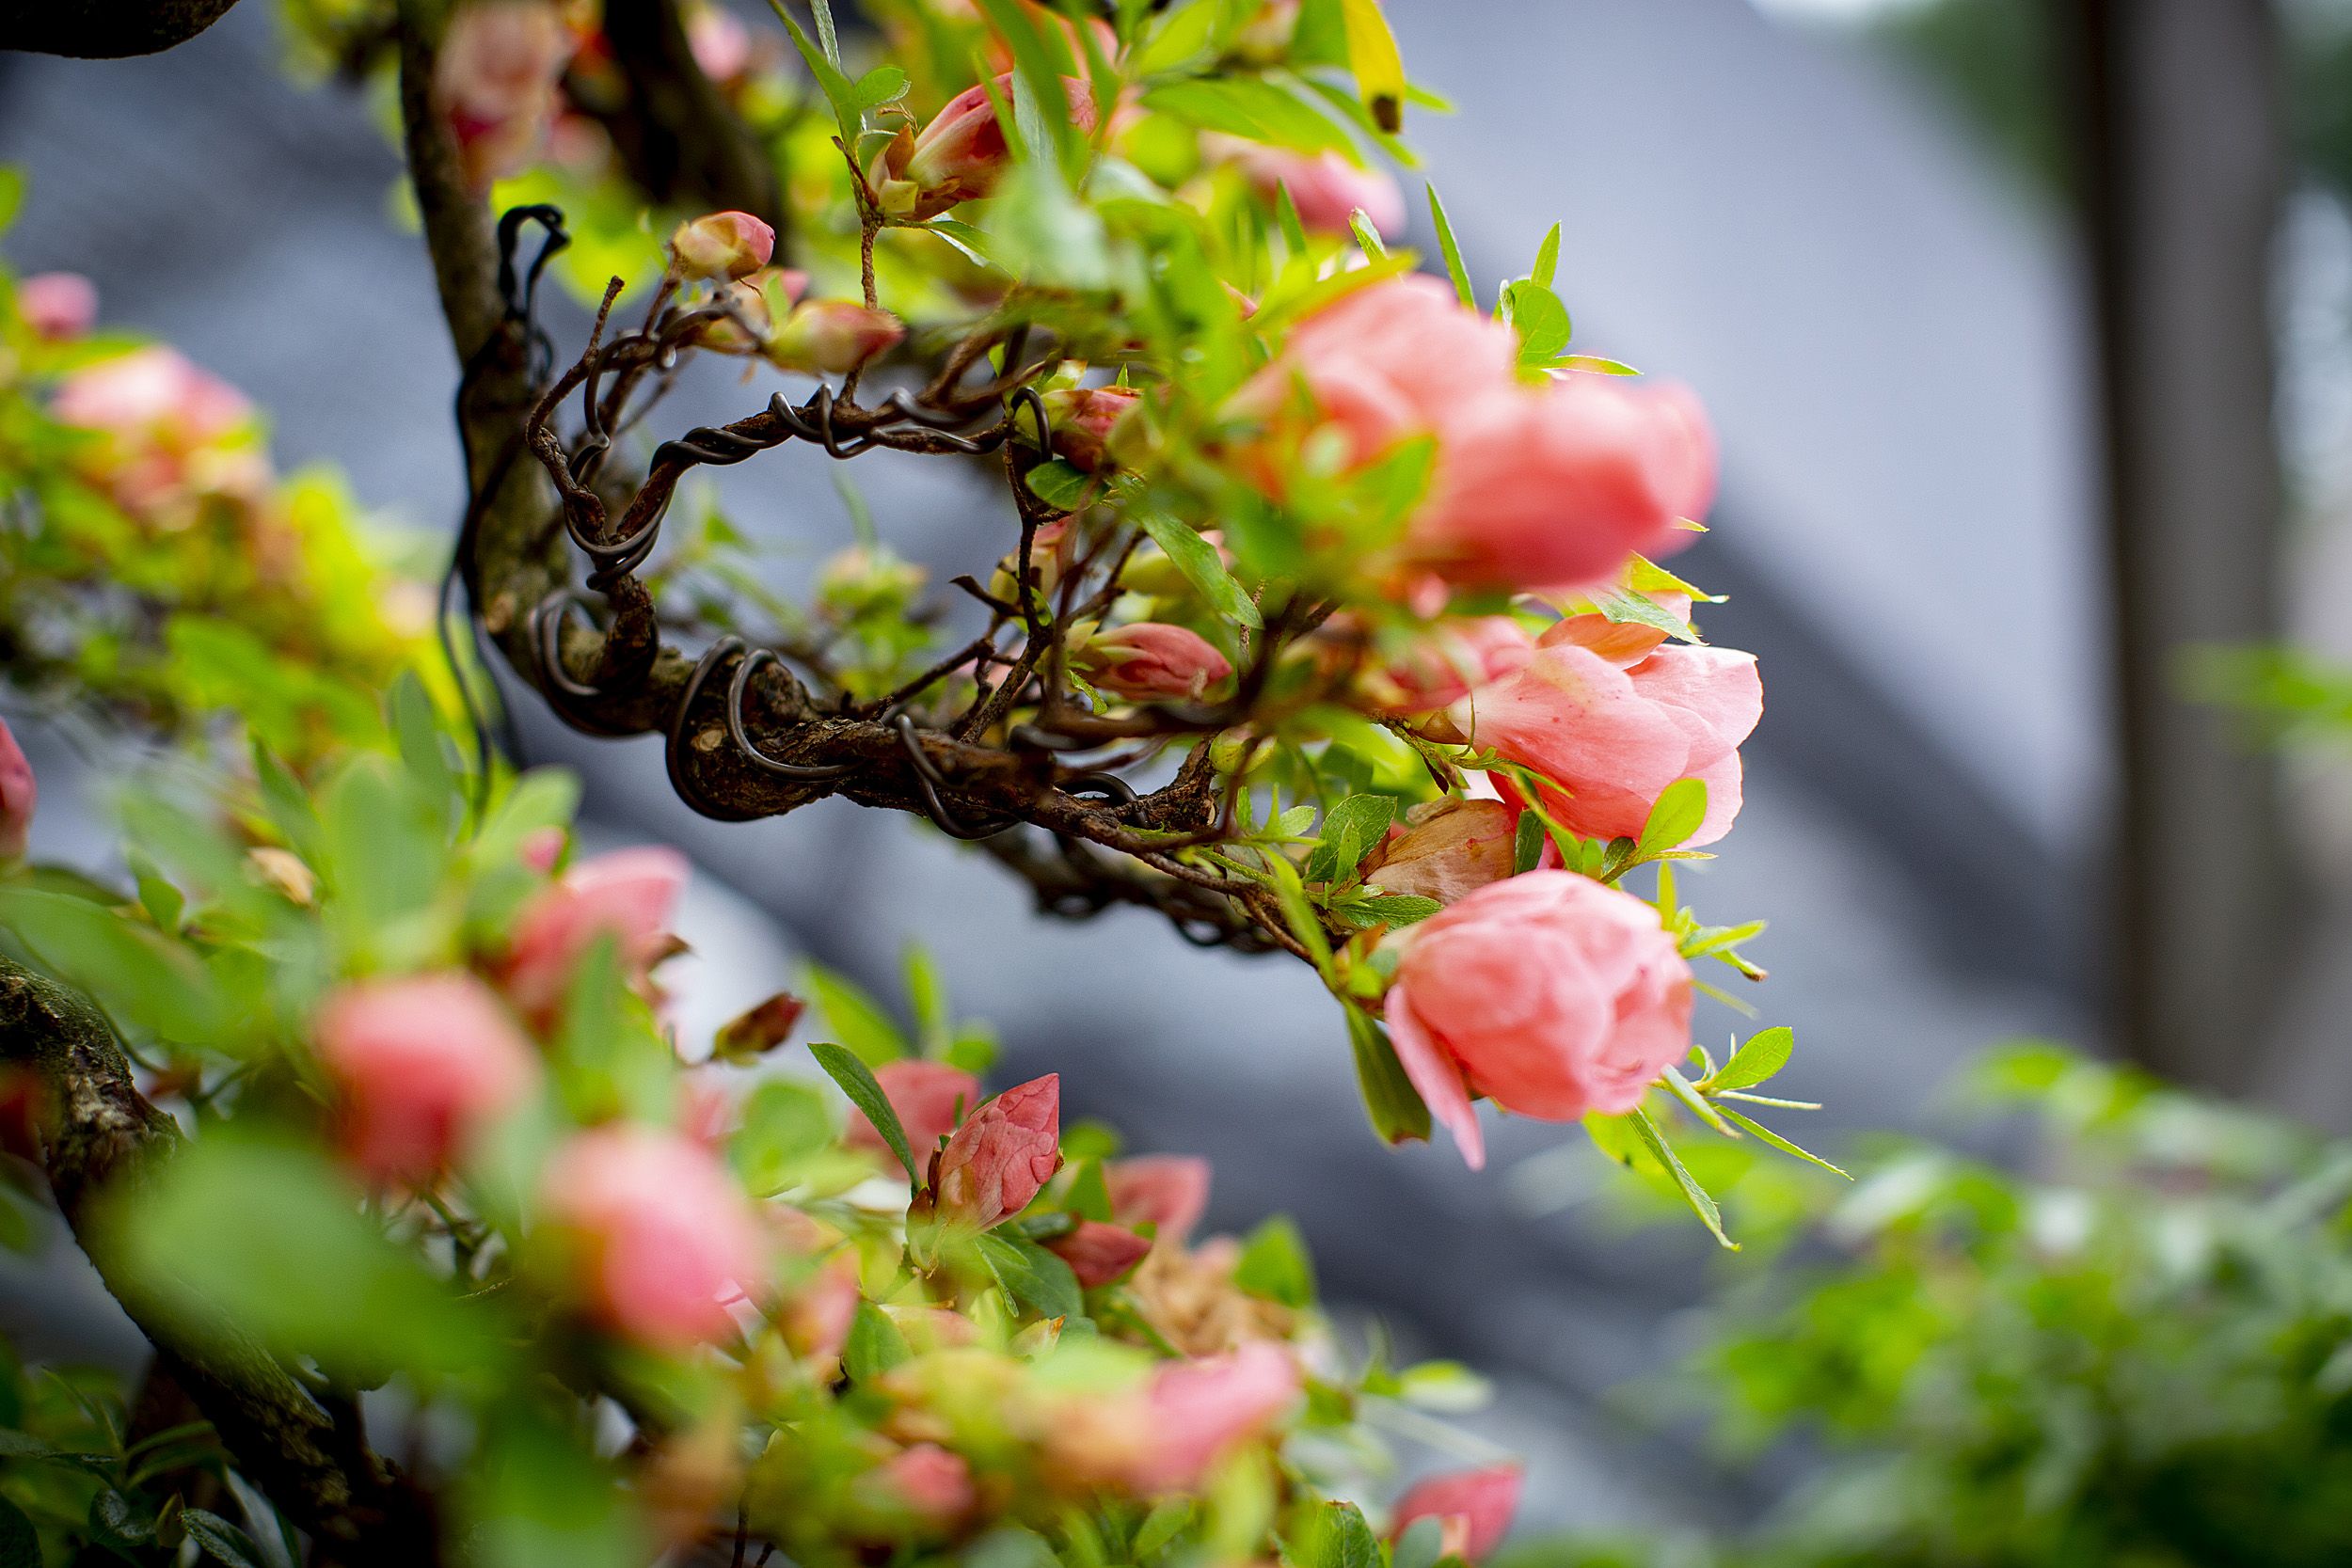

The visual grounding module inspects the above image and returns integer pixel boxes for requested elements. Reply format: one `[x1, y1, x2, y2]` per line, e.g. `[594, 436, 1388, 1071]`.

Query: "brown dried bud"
[714, 991, 805, 1064]
[1359, 798, 1516, 908]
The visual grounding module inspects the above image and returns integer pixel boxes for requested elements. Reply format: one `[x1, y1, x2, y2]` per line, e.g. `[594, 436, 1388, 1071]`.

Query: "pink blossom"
[435, 1, 576, 189]
[780, 1250, 862, 1365]
[1386, 871, 1692, 1169]
[503, 846, 689, 1015]
[539, 1123, 763, 1348]
[1124, 1342, 1300, 1492]
[1359, 798, 1517, 908]
[1074, 623, 1232, 701]
[1454, 642, 1760, 847]
[879, 72, 1100, 220]
[1363, 616, 1536, 714]
[53, 346, 249, 448]
[1391, 1464, 1523, 1561]
[933, 1073, 1061, 1230]
[315, 974, 539, 1184]
[1044, 1220, 1152, 1288]
[870, 1444, 975, 1520]
[18, 273, 96, 341]
[686, 5, 751, 82]
[1104, 1155, 1211, 1243]
[0, 719, 32, 860]
[671, 211, 775, 280]
[1043, 386, 1139, 472]
[1215, 139, 1406, 237]
[766, 300, 905, 375]
[849, 1060, 980, 1160]
[517, 826, 566, 873]
[1539, 590, 1694, 667]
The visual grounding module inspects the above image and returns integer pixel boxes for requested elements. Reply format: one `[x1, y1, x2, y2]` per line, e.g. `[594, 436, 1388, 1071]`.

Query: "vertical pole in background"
[2058, 0, 2292, 1092]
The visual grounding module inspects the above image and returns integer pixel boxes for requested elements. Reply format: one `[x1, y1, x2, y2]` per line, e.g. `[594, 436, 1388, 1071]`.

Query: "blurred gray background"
[10, 0, 2347, 1536]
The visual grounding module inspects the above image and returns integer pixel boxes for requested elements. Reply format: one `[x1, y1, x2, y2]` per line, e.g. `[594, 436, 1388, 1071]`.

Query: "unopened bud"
[713, 991, 805, 1064]
[671, 210, 776, 280]
[0, 718, 33, 860]
[884, 72, 1100, 220]
[1041, 386, 1141, 473]
[18, 274, 96, 341]
[1071, 623, 1232, 701]
[766, 300, 905, 376]
[933, 1073, 1061, 1231]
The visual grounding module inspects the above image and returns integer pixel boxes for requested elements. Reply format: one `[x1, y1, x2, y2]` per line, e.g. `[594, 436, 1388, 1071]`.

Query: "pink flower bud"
[1044, 1220, 1152, 1288]
[0, 719, 33, 861]
[671, 211, 775, 280]
[1452, 642, 1760, 848]
[1124, 1342, 1300, 1492]
[18, 273, 97, 341]
[1390, 1464, 1523, 1562]
[766, 300, 906, 376]
[1104, 1155, 1210, 1243]
[539, 1123, 763, 1348]
[867, 1443, 975, 1522]
[435, 1, 576, 189]
[1073, 623, 1233, 701]
[686, 5, 751, 83]
[1362, 616, 1536, 714]
[1208, 137, 1406, 238]
[503, 846, 690, 1016]
[1385, 871, 1692, 1169]
[315, 974, 539, 1184]
[1359, 799, 1517, 909]
[1042, 386, 1140, 472]
[850, 1060, 981, 1159]
[882, 71, 1101, 220]
[933, 1073, 1061, 1231]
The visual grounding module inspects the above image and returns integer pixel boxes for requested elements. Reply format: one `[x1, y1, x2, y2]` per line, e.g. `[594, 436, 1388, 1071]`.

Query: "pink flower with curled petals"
[503, 846, 689, 1016]
[1044, 1220, 1152, 1288]
[1455, 641, 1760, 848]
[670, 211, 774, 280]
[0, 719, 33, 860]
[18, 274, 96, 341]
[1391, 1464, 1523, 1561]
[867, 1443, 975, 1522]
[849, 1060, 980, 1160]
[1073, 624, 1232, 701]
[539, 1123, 763, 1348]
[1385, 871, 1692, 1169]
[877, 71, 1100, 220]
[1104, 1155, 1210, 1243]
[933, 1073, 1061, 1230]
[316, 974, 538, 1184]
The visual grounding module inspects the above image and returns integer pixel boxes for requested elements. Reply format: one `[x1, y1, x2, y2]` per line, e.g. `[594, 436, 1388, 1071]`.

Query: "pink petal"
[1385, 985, 1485, 1169]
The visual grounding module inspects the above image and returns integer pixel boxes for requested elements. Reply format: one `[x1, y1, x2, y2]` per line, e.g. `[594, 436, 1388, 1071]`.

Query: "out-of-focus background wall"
[5, 0, 2350, 1535]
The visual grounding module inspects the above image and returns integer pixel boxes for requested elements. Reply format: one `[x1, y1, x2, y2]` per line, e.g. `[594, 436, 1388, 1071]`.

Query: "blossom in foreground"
[504, 845, 690, 1014]
[1391, 1463, 1524, 1561]
[933, 1073, 1061, 1230]
[1385, 871, 1692, 1168]
[18, 273, 96, 341]
[1073, 623, 1232, 701]
[434, 0, 575, 189]
[767, 300, 906, 376]
[315, 974, 539, 1183]
[1045, 1220, 1153, 1288]
[1213, 138, 1406, 237]
[1043, 385, 1140, 472]
[0, 719, 32, 860]
[1359, 798, 1518, 908]
[670, 211, 774, 280]
[1105, 1154, 1211, 1243]
[876, 71, 1100, 220]
[849, 1059, 981, 1158]
[539, 1123, 763, 1347]
[1455, 640, 1761, 848]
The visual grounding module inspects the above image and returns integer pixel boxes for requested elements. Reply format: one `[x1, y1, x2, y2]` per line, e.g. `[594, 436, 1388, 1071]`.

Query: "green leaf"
[1303, 793, 1395, 883]
[851, 65, 909, 110]
[1709, 1025, 1793, 1091]
[388, 671, 455, 838]
[729, 1079, 837, 1196]
[1275, 182, 1310, 258]
[1133, 1497, 1194, 1560]
[1636, 779, 1708, 857]
[1591, 586, 1701, 642]
[1530, 221, 1561, 289]
[1628, 1107, 1737, 1250]
[183, 1511, 261, 1568]
[903, 941, 949, 1057]
[1345, 1006, 1430, 1146]
[841, 1301, 910, 1382]
[766, 0, 861, 146]
[1065, 1158, 1113, 1223]
[1305, 1499, 1381, 1568]
[1025, 459, 1093, 510]
[0, 1492, 36, 1568]
[1559, 355, 1640, 375]
[976, 1232, 1084, 1321]
[1356, 894, 1440, 927]
[1503, 279, 1572, 368]
[1392, 1518, 1445, 1568]
[1348, 208, 1387, 261]
[470, 768, 579, 864]
[320, 753, 444, 938]
[0, 888, 223, 1044]
[1513, 809, 1545, 875]
[1261, 852, 1331, 971]
[1140, 78, 1353, 158]
[1661, 1065, 1734, 1137]
[1718, 1105, 1850, 1180]
[808, 1041, 919, 1187]
[803, 963, 910, 1065]
[1134, 507, 1262, 628]
[0, 170, 24, 235]
[1425, 183, 1476, 310]
[1232, 1214, 1316, 1307]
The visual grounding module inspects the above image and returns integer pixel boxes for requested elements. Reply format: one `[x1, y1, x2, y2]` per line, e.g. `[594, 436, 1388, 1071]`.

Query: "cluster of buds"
[669, 212, 907, 376]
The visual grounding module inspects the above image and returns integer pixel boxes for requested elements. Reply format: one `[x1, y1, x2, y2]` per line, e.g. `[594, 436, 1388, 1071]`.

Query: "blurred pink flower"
[435, 0, 575, 189]
[1391, 1463, 1523, 1561]
[1104, 1155, 1210, 1243]
[0, 718, 32, 860]
[1125, 1342, 1300, 1492]
[503, 845, 689, 1015]
[540, 1122, 763, 1347]
[1043, 385, 1139, 472]
[849, 1060, 981, 1160]
[933, 1073, 1060, 1230]
[53, 345, 249, 448]
[686, 4, 750, 81]
[316, 974, 538, 1184]
[1363, 616, 1536, 714]
[18, 273, 96, 341]
[780, 1249, 862, 1366]
[1386, 871, 1692, 1169]
[1074, 623, 1232, 701]
[1044, 1220, 1152, 1288]
[1454, 642, 1760, 848]
[1213, 138, 1406, 237]
[671, 211, 774, 280]
[869, 1443, 974, 1521]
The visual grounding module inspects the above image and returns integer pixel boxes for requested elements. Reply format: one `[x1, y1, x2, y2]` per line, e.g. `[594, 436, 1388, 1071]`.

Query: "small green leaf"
[1065, 1159, 1113, 1224]
[1426, 183, 1476, 310]
[1345, 1006, 1430, 1146]
[1348, 208, 1387, 261]
[183, 1510, 262, 1568]
[388, 671, 455, 836]
[975, 1232, 1084, 1321]
[766, 0, 861, 147]
[1530, 221, 1560, 289]
[1718, 1105, 1850, 1179]
[903, 941, 949, 1057]
[808, 1041, 919, 1188]
[1628, 1106, 1737, 1249]
[851, 65, 909, 109]
[1306, 1499, 1381, 1568]
[1134, 507, 1262, 629]
[1709, 1025, 1793, 1091]
[1661, 1065, 1734, 1137]
[1275, 182, 1310, 257]
[1503, 279, 1572, 367]
[1636, 778, 1708, 857]
[1274, 803, 1319, 839]
[841, 1301, 910, 1382]
[1512, 809, 1545, 874]
[1133, 1497, 1194, 1559]
[1141, 77, 1352, 158]
[1025, 459, 1092, 510]
[1303, 794, 1395, 883]
[1591, 586, 1702, 642]
[1559, 355, 1640, 375]
[1261, 848, 1332, 971]
[1392, 1518, 1446, 1568]
[1357, 894, 1440, 927]
[1232, 1214, 1316, 1307]
[803, 964, 910, 1066]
